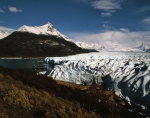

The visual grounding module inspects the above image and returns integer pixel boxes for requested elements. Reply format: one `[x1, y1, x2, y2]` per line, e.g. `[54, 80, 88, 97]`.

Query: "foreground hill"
[0, 32, 95, 57]
[0, 66, 145, 118]
[0, 68, 98, 118]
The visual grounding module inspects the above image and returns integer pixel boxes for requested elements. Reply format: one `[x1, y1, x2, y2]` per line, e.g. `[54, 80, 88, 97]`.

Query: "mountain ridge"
[17, 22, 70, 41]
[1, 22, 150, 52]
[0, 31, 96, 57]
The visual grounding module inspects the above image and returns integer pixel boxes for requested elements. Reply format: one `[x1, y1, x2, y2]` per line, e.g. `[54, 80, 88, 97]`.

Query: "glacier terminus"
[42, 51, 150, 113]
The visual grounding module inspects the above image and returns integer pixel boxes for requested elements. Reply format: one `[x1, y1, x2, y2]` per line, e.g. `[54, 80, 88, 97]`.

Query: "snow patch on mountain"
[0, 31, 9, 39]
[43, 52, 150, 112]
[137, 42, 150, 52]
[17, 22, 70, 41]
[74, 41, 102, 50]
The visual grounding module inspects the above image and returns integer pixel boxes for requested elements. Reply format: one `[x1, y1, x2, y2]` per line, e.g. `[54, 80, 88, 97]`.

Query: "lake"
[0, 58, 52, 72]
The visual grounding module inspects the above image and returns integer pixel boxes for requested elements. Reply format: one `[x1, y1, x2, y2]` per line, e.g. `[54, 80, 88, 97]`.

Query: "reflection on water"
[0, 58, 52, 72]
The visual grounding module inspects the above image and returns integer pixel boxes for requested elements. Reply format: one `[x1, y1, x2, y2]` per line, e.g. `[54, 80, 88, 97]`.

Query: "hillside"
[0, 69, 98, 118]
[0, 66, 145, 118]
[0, 32, 95, 57]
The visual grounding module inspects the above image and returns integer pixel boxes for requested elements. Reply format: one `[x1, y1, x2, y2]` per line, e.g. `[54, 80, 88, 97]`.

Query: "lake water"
[0, 58, 52, 72]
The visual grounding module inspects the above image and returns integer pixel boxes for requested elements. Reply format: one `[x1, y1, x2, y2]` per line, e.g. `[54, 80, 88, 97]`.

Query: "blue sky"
[0, 0, 150, 47]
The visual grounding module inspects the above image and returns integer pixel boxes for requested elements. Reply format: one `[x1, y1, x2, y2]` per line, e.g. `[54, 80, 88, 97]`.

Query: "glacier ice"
[43, 51, 150, 112]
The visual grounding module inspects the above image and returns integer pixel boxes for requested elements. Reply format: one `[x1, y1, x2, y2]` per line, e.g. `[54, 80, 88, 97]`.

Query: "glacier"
[43, 51, 150, 112]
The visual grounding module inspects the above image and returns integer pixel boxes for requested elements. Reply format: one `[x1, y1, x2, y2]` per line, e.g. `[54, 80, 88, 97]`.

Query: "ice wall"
[44, 52, 150, 112]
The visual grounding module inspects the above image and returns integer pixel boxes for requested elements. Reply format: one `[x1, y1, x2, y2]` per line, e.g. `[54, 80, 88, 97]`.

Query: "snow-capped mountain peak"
[0, 31, 9, 39]
[137, 42, 150, 51]
[17, 22, 70, 41]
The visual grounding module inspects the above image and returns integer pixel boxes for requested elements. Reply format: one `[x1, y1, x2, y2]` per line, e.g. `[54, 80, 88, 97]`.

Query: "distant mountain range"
[137, 42, 150, 52]
[74, 41, 150, 52]
[0, 22, 150, 57]
[0, 23, 96, 57]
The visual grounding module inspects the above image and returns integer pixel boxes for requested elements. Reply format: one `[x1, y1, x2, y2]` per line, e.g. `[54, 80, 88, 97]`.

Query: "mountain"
[0, 23, 96, 57]
[137, 42, 150, 52]
[17, 22, 70, 41]
[0, 31, 9, 39]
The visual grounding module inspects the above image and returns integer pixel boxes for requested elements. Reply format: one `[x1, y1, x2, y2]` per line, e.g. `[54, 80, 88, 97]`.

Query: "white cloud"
[120, 28, 129, 32]
[143, 17, 150, 24]
[91, 0, 124, 17]
[101, 10, 115, 17]
[92, 0, 122, 11]
[0, 26, 16, 33]
[102, 24, 114, 30]
[69, 30, 150, 47]
[0, 8, 4, 12]
[8, 7, 22, 13]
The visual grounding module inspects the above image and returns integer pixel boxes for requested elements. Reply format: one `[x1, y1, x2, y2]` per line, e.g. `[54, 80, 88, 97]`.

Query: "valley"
[0, 22, 149, 117]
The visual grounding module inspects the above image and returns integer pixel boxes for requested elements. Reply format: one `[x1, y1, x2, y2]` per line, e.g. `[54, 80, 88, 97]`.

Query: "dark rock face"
[0, 32, 96, 57]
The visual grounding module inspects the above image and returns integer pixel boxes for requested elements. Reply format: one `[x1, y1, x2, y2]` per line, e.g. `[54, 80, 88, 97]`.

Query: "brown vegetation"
[0, 68, 100, 118]
[0, 66, 146, 118]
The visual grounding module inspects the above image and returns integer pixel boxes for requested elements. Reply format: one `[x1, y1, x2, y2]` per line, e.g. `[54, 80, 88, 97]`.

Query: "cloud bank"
[0, 26, 15, 33]
[69, 30, 150, 48]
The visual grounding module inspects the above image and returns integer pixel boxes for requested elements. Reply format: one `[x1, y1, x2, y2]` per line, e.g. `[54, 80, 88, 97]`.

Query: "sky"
[0, 0, 150, 47]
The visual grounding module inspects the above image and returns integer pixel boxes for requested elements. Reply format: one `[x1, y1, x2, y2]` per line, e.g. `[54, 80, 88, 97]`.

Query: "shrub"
[3, 85, 30, 107]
